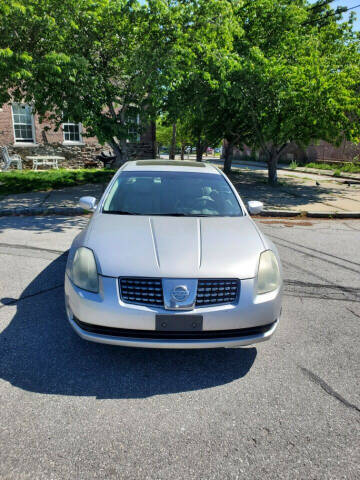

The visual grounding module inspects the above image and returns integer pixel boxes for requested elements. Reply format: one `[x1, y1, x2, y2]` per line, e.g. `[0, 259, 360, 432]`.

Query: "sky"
[309, 0, 360, 29]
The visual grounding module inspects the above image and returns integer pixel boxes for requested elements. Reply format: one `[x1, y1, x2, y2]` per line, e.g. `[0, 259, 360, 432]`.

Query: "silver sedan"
[65, 160, 282, 348]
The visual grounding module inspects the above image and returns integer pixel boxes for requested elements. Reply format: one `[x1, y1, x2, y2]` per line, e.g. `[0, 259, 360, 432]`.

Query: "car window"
[102, 171, 243, 217]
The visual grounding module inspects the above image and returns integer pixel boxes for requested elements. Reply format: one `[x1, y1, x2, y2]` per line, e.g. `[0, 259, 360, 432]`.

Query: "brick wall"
[305, 140, 360, 164]
[226, 140, 360, 165]
[0, 103, 156, 168]
[0, 104, 14, 145]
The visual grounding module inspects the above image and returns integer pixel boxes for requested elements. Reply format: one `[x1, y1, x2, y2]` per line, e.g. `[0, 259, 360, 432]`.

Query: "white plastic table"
[26, 156, 65, 170]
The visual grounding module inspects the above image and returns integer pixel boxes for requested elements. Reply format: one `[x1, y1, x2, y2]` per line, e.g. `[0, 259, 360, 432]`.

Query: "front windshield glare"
[103, 171, 243, 217]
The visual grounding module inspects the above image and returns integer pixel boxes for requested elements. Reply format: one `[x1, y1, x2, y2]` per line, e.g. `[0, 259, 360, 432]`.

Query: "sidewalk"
[0, 166, 360, 217]
[227, 168, 360, 217]
[205, 157, 360, 181]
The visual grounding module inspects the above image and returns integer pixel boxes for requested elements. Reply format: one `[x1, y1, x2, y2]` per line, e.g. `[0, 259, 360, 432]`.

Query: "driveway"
[0, 216, 359, 479]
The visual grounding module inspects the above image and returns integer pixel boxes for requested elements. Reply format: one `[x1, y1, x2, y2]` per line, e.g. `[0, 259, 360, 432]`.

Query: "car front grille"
[119, 277, 240, 308]
[119, 278, 164, 306]
[196, 279, 239, 306]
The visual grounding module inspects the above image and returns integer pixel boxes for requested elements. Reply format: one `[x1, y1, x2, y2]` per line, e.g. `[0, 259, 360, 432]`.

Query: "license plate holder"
[155, 314, 203, 332]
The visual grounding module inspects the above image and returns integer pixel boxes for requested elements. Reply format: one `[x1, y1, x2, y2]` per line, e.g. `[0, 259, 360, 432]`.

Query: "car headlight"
[68, 247, 99, 293]
[256, 250, 281, 294]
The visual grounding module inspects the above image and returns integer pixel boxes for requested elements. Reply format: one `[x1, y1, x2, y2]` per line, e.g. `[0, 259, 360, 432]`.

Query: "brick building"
[0, 103, 156, 169]
[230, 140, 360, 165]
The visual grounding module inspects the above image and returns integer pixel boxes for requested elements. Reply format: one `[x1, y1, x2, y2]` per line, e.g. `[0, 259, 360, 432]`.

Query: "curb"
[260, 210, 360, 219]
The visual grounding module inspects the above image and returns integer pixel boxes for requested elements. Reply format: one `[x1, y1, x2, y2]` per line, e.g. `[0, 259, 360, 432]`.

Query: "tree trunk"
[181, 143, 185, 160]
[169, 123, 176, 160]
[223, 140, 233, 174]
[109, 140, 128, 168]
[196, 139, 203, 162]
[267, 154, 278, 185]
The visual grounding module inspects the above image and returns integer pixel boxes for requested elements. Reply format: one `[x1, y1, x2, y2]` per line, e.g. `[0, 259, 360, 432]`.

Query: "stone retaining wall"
[6, 142, 155, 169]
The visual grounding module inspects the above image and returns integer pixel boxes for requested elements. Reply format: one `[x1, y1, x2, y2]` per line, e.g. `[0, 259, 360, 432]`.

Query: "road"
[0, 215, 359, 479]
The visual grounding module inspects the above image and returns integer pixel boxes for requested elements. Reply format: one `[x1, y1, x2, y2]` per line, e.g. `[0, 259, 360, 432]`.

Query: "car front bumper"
[64, 274, 282, 349]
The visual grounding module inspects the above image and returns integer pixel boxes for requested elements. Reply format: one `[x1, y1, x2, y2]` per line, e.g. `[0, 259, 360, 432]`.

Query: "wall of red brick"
[0, 103, 14, 144]
[0, 103, 107, 146]
[228, 140, 360, 165]
[305, 140, 360, 163]
[0, 103, 156, 168]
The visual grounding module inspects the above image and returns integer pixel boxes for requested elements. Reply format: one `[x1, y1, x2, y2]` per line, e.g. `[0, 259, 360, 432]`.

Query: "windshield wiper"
[103, 211, 214, 217]
[103, 210, 140, 215]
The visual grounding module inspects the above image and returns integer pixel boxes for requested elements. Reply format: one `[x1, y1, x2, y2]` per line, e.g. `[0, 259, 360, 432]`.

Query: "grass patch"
[304, 162, 360, 174]
[0, 169, 115, 196]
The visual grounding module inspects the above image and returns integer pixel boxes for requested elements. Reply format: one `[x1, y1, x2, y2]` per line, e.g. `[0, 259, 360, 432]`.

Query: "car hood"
[85, 214, 265, 279]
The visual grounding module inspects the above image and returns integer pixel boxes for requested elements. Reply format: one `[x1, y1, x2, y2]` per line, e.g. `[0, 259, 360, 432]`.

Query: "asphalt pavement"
[0, 215, 359, 479]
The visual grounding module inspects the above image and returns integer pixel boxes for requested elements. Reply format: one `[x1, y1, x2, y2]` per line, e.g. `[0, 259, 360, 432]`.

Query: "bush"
[0, 169, 115, 196]
[289, 160, 298, 169]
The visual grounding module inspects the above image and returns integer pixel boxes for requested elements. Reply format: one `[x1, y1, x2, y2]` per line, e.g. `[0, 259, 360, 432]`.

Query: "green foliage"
[305, 162, 360, 173]
[289, 160, 298, 170]
[162, 0, 240, 158]
[229, 0, 360, 182]
[156, 120, 174, 149]
[333, 169, 341, 177]
[156, 117, 195, 157]
[1, 0, 359, 180]
[0, 0, 179, 164]
[0, 169, 115, 195]
[167, 0, 360, 181]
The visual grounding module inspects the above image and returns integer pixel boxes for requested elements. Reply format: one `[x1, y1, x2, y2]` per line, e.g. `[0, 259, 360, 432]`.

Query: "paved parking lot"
[0, 216, 359, 479]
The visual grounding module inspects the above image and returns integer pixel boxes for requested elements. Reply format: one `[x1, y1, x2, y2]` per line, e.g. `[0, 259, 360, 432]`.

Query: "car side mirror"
[247, 200, 264, 215]
[79, 196, 97, 211]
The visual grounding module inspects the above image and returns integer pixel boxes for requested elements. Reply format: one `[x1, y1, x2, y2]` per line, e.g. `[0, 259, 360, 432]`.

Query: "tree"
[2, 0, 358, 179]
[0, 0, 179, 166]
[169, 123, 177, 160]
[162, 0, 240, 163]
[221, 0, 360, 183]
[156, 120, 173, 156]
[156, 117, 192, 160]
[164, 0, 360, 184]
[176, 121, 192, 160]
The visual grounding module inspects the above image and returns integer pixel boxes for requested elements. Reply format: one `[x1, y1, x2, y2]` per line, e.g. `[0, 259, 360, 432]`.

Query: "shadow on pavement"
[0, 253, 256, 399]
[0, 214, 90, 234]
[228, 171, 346, 210]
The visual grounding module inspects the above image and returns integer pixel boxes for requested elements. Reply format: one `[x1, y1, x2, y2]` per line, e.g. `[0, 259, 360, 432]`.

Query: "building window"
[12, 104, 35, 143]
[127, 114, 140, 143]
[63, 122, 82, 143]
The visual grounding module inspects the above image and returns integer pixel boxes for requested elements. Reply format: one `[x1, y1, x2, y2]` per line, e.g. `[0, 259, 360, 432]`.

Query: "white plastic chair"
[1, 146, 22, 171]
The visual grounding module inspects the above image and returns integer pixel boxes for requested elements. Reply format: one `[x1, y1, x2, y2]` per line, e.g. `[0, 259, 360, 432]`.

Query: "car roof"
[121, 160, 220, 174]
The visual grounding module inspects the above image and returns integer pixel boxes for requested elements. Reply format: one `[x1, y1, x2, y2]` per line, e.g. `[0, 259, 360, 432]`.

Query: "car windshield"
[102, 171, 243, 217]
